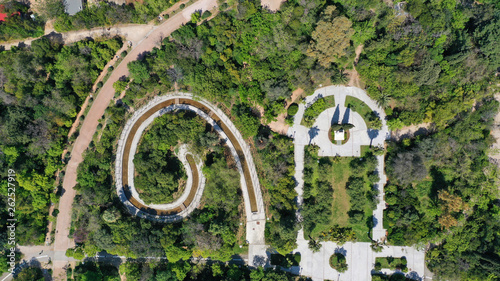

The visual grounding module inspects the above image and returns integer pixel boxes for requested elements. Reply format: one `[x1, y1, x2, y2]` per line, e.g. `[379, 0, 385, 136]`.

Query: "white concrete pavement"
[293, 234, 426, 281]
[288, 85, 389, 242]
[286, 86, 426, 280]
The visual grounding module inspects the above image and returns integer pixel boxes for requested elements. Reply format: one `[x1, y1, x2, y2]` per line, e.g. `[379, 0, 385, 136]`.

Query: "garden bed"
[374, 257, 408, 272]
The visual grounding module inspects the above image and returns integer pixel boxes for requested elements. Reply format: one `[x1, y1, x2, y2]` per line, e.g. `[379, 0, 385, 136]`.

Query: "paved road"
[51, 1, 218, 279]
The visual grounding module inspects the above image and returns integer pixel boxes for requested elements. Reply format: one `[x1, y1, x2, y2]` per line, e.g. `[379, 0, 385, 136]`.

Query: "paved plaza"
[287, 86, 426, 280]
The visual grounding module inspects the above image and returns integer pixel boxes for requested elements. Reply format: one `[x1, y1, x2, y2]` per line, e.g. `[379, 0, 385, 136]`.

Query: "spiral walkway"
[115, 93, 267, 264]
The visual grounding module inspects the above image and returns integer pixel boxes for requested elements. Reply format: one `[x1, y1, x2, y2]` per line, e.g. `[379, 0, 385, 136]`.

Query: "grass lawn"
[330, 158, 351, 226]
[345, 96, 383, 130]
[301, 95, 336, 127]
[308, 156, 372, 242]
[375, 257, 408, 272]
[345, 96, 371, 120]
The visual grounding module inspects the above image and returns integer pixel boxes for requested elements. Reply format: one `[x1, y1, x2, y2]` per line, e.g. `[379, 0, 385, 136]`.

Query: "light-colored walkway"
[114, 93, 267, 265]
[51, 1, 218, 279]
[287, 86, 425, 280]
[293, 231, 426, 281]
[121, 105, 206, 216]
[288, 85, 389, 242]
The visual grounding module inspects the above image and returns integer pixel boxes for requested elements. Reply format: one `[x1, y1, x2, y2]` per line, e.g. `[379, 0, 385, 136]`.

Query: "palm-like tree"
[331, 69, 348, 85]
[376, 91, 391, 108]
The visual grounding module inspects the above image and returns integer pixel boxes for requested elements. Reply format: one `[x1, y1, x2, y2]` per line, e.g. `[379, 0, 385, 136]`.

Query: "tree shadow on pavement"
[367, 128, 379, 146]
[331, 105, 340, 125]
[342, 107, 350, 124]
[308, 126, 319, 144]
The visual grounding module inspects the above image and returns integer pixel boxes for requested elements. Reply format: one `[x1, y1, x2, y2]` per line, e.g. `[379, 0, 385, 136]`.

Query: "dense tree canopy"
[0, 36, 122, 247]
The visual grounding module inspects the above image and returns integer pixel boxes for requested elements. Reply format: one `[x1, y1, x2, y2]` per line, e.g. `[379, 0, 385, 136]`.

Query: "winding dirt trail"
[52, 0, 218, 279]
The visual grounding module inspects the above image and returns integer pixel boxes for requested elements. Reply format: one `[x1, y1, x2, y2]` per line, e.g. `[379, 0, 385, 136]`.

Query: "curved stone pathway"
[115, 93, 267, 265]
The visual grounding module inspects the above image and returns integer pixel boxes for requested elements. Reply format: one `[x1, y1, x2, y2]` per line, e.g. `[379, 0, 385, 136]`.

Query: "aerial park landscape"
[0, 0, 499, 280]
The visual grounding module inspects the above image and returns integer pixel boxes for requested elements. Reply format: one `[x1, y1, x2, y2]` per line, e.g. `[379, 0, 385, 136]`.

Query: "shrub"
[287, 103, 299, 116]
[65, 249, 74, 258]
[331, 123, 343, 131]
[121, 50, 128, 57]
[329, 253, 348, 272]
[97, 81, 103, 88]
[368, 172, 380, 183]
[202, 10, 212, 19]
[52, 209, 59, 217]
[180, 4, 185, 8]
[342, 123, 355, 130]
[220, 2, 228, 10]
[73, 248, 85, 260]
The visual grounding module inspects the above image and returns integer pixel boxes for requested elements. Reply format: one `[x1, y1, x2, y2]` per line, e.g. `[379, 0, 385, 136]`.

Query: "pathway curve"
[51, 1, 218, 279]
[115, 93, 267, 265]
[286, 86, 427, 280]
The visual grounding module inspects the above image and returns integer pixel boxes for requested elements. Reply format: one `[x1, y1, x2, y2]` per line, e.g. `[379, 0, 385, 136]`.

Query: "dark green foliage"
[0, 2, 44, 42]
[374, 257, 408, 272]
[331, 123, 354, 131]
[115, 260, 304, 281]
[53, 0, 177, 32]
[270, 253, 301, 267]
[318, 225, 356, 243]
[73, 262, 120, 281]
[384, 99, 500, 279]
[134, 0, 328, 124]
[287, 103, 299, 116]
[353, 0, 499, 128]
[13, 267, 44, 281]
[302, 146, 334, 236]
[231, 104, 260, 139]
[0, 37, 121, 246]
[202, 11, 212, 20]
[134, 111, 209, 204]
[255, 128, 298, 254]
[329, 253, 348, 272]
[73, 104, 243, 260]
[302, 96, 336, 127]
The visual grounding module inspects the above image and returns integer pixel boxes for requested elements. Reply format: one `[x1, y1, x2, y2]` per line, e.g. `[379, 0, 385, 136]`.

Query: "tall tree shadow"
[367, 128, 380, 146]
[331, 105, 341, 125]
[342, 107, 350, 124]
[308, 126, 320, 144]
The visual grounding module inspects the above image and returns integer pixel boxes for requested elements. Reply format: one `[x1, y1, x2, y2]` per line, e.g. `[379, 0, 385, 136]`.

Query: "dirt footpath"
[260, 0, 285, 11]
[490, 93, 500, 166]
[52, 0, 218, 279]
[1, 24, 156, 50]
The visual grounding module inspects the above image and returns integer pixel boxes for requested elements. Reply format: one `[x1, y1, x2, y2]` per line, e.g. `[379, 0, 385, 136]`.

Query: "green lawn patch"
[270, 253, 301, 267]
[345, 96, 382, 129]
[375, 257, 408, 272]
[305, 152, 374, 243]
[301, 96, 336, 127]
